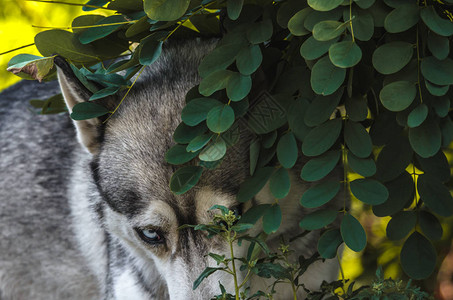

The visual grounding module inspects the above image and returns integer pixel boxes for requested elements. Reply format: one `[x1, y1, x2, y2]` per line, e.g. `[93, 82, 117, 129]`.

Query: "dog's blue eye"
[136, 228, 164, 244]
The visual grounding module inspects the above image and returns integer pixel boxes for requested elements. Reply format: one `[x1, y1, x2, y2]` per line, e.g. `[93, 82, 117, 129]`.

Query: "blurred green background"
[1, 0, 453, 297]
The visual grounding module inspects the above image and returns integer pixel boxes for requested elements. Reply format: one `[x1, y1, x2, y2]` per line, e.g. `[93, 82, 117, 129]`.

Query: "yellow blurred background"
[0, 0, 108, 91]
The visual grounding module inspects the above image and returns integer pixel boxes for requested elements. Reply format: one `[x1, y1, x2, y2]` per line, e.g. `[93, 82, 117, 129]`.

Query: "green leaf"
[407, 104, 428, 128]
[299, 210, 338, 230]
[302, 119, 342, 157]
[262, 131, 277, 149]
[237, 167, 275, 203]
[231, 223, 253, 233]
[300, 36, 339, 60]
[419, 210, 443, 241]
[107, 0, 143, 12]
[369, 0, 389, 27]
[441, 117, 453, 147]
[277, 132, 298, 169]
[420, 6, 453, 37]
[420, 56, 453, 86]
[208, 253, 226, 265]
[375, 138, 413, 182]
[226, 73, 251, 101]
[144, 0, 190, 21]
[186, 134, 213, 152]
[384, 3, 419, 33]
[193, 267, 223, 290]
[372, 42, 414, 75]
[227, 0, 243, 20]
[416, 151, 450, 183]
[198, 43, 242, 78]
[400, 232, 436, 280]
[347, 152, 376, 177]
[308, 0, 343, 11]
[347, 7, 374, 41]
[277, 0, 307, 29]
[250, 139, 260, 175]
[70, 102, 110, 120]
[79, 15, 127, 44]
[304, 8, 343, 31]
[165, 144, 199, 165]
[379, 81, 416, 112]
[181, 98, 223, 126]
[35, 30, 100, 64]
[287, 8, 312, 36]
[350, 179, 388, 205]
[312, 20, 347, 41]
[89, 86, 120, 101]
[236, 44, 262, 76]
[373, 172, 414, 217]
[427, 33, 449, 60]
[206, 105, 235, 134]
[386, 211, 416, 240]
[246, 19, 273, 44]
[341, 214, 366, 252]
[30, 93, 67, 115]
[425, 80, 449, 97]
[328, 41, 362, 68]
[345, 95, 368, 122]
[199, 70, 234, 96]
[300, 180, 341, 208]
[304, 88, 343, 127]
[239, 204, 271, 225]
[83, 0, 108, 11]
[344, 121, 372, 158]
[169, 166, 203, 195]
[199, 139, 227, 162]
[370, 111, 402, 146]
[190, 14, 220, 35]
[287, 98, 311, 141]
[409, 118, 441, 158]
[317, 229, 343, 259]
[7, 54, 55, 82]
[173, 122, 207, 144]
[254, 262, 289, 279]
[263, 205, 282, 234]
[85, 73, 127, 87]
[270, 168, 291, 199]
[311, 56, 346, 96]
[125, 15, 151, 38]
[139, 36, 163, 66]
[301, 150, 341, 182]
[418, 174, 453, 217]
[354, 0, 375, 9]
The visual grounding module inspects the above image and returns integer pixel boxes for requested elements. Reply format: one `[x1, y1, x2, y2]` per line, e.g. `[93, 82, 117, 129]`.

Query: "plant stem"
[26, 0, 117, 10]
[228, 232, 240, 300]
[349, 0, 355, 42]
[0, 43, 35, 56]
[416, 26, 424, 104]
[104, 65, 146, 122]
[341, 143, 348, 214]
[337, 253, 346, 295]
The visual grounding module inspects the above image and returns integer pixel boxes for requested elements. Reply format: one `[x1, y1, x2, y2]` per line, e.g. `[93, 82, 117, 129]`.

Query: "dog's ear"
[54, 57, 104, 154]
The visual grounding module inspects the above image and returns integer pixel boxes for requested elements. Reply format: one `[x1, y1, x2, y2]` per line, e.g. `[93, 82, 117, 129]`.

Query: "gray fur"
[0, 39, 341, 299]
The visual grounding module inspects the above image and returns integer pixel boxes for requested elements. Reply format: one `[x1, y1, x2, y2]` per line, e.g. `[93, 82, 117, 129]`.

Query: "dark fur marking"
[133, 266, 160, 297]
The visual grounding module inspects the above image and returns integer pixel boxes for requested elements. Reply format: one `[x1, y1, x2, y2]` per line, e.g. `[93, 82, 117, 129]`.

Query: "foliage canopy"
[6, 0, 453, 288]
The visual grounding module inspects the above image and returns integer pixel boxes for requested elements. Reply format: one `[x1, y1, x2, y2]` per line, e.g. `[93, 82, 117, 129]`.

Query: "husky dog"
[0, 39, 339, 299]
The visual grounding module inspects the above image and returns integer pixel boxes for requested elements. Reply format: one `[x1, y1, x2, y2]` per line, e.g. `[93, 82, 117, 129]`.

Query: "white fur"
[113, 269, 149, 299]
[68, 154, 108, 296]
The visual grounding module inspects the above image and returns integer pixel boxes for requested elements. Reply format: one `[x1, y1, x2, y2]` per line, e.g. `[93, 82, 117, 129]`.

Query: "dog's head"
[55, 39, 272, 299]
